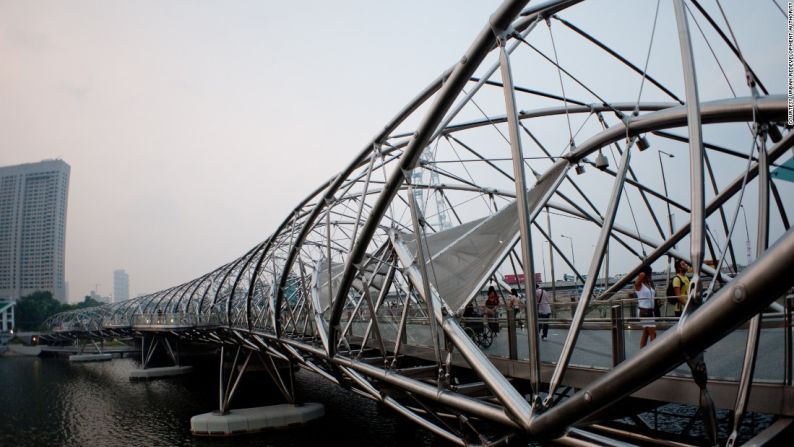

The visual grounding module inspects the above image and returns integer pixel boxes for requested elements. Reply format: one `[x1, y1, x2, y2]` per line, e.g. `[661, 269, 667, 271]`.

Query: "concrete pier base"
[69, 353, 112, 362]
[129, 365, 193, 381]
[190, 403, 325, 436]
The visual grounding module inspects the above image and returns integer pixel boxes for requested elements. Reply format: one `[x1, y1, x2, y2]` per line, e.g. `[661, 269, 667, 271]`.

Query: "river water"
[0, 354, 777, 446]
[0, 356, 443, 447]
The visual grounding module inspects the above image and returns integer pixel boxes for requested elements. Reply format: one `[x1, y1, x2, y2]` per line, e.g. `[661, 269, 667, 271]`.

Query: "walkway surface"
[351, 321, 787, 383]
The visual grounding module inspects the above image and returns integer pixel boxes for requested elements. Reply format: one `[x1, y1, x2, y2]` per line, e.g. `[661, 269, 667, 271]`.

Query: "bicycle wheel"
[463, 326, 476, 342]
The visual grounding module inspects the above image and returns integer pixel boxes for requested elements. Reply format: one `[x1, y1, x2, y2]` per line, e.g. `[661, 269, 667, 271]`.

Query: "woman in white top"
[634, 264, 657, 348]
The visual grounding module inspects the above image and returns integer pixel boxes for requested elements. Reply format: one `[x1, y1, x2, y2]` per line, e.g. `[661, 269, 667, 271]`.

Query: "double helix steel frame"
[43, 1, 793, 444]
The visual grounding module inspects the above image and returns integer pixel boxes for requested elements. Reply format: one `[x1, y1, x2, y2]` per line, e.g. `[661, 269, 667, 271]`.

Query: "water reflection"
[0, 357, 443, 447]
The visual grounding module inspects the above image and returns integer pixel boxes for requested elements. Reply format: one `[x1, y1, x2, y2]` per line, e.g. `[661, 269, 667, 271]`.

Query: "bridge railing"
[345, 290, 793, 387]
[132, 312, 198, 329]
[196, 312, 222, 327]
[102, 316, 133, 329]
[51, 323, 80, 333]
[449, 292, 794, 385]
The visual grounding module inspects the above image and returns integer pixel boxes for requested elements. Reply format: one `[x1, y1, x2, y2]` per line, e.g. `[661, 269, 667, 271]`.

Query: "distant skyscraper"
[0, 160, 70, 302]
[113, 269, 129, 303]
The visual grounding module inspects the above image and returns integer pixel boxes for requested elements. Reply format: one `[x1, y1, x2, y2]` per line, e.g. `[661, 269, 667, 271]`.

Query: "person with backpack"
[665, 258, 690, 317]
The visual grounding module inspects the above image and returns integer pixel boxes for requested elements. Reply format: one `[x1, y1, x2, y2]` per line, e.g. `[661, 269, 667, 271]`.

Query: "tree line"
[14, 291, 104, 331]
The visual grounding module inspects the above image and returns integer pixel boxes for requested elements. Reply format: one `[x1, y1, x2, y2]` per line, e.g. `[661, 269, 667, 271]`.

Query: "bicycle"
[462, 317, 496, 349]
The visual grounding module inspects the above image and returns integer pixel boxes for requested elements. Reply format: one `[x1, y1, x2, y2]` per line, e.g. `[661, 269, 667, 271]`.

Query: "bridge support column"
[69, 353, 112, 362]
[129, 334, 192, 380]
[190, 342, 324, 436]
[68, 338, 112, 362]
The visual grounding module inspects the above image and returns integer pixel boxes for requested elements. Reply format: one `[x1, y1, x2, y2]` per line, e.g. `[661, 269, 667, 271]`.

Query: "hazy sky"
[1, 1, 506, 301]
[1, 1, 785, 302]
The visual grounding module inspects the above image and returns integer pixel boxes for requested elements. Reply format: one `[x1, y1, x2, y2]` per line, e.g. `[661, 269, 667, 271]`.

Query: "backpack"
[666, 275, 682, 305]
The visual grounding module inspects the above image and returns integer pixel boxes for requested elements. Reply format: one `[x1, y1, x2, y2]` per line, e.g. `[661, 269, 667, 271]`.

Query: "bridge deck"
[345, 320, 793, 416]
[42, 315, 793, 416]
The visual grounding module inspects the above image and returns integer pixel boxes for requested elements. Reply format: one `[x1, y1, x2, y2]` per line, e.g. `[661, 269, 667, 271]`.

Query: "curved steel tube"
[38, 2, 789, 443]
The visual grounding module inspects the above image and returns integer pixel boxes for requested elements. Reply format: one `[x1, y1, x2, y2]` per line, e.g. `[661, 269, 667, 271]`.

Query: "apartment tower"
[0, 160, 70, 302]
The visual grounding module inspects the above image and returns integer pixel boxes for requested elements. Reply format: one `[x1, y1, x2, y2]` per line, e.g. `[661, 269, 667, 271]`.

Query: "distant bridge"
[42, 1, 794, 445]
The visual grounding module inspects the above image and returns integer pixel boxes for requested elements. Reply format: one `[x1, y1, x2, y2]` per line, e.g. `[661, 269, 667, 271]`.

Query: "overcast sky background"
[0, 1, 785, 302]
[1, 1, 511, 300]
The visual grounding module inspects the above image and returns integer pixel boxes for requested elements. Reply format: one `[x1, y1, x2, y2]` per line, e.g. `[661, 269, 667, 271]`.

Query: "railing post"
[610, 303, 625, 366]
[507, 306, 517, 360]
[785, 294, 793, 386]
[218, 344, 226, 415]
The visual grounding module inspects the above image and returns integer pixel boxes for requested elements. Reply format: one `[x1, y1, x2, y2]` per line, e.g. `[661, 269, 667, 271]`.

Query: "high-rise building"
[113, 269, 129, 303]
[0, 160, 70, 302]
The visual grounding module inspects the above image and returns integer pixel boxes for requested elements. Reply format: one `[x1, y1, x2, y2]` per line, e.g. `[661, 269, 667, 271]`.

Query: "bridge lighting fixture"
[637, 134, 650, 151]
[768, 123, 782, 143]
[595, 151, 609, 170]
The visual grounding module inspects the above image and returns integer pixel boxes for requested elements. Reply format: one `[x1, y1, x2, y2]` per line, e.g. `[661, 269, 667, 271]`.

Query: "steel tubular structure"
[43, 1, 793, 444]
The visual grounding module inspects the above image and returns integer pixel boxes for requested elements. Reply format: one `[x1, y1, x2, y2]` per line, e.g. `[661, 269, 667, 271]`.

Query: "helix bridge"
[41, 0, 794, 445]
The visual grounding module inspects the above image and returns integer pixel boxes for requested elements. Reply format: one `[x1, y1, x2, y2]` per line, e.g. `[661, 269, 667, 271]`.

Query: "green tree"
[15, 293, 105, 331]
[77, 295, 103, 309]
[59, 295, 104, 312]
[15, 291, 61, 330]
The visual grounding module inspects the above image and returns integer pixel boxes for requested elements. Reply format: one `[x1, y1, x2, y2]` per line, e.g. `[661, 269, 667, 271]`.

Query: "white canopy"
[397, 160, 568, 313]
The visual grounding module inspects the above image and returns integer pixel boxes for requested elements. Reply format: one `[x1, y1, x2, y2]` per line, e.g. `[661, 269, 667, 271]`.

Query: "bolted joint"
[489, 14, 515, 46]
[745, 70, 756, 89]
[732, 284, 746, 304]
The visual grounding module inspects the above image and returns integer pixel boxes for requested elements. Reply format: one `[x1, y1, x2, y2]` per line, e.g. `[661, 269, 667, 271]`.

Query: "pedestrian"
[536, 284, 550, 340]
[672, 258, 690, 317]
[485, 286, 500, 333]
[507, 288, 521, 327]
[635, 265, 656, 348]
[485, 286, 499, 316]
